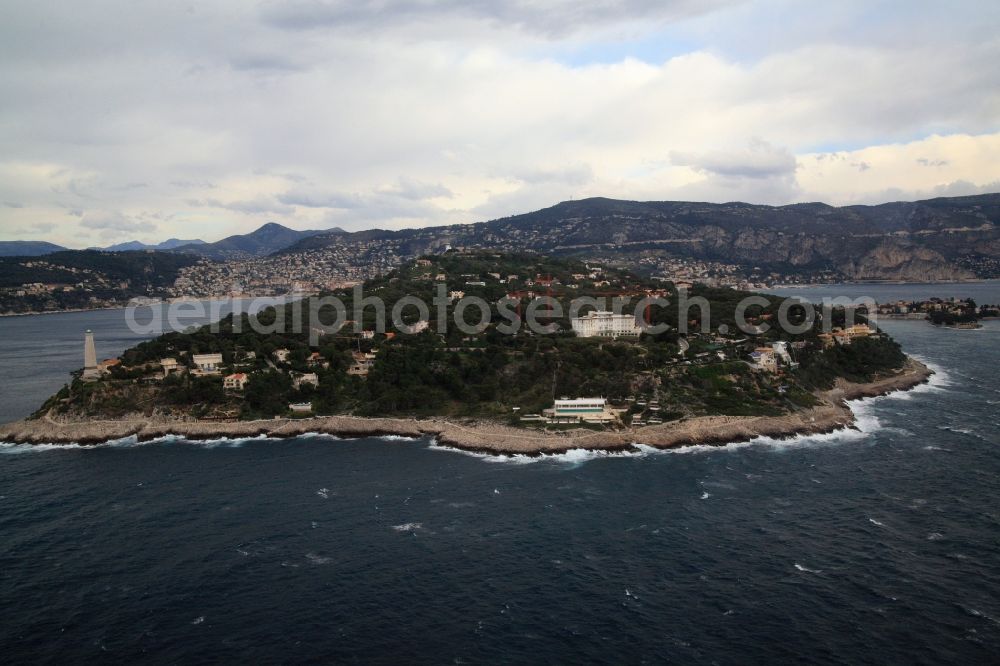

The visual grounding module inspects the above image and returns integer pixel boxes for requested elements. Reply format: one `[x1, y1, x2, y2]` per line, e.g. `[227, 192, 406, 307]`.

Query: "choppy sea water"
[1, 288, 999, 663]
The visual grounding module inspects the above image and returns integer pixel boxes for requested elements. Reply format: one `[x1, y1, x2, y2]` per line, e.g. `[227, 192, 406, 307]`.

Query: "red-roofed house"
[224, 373, 249, 390]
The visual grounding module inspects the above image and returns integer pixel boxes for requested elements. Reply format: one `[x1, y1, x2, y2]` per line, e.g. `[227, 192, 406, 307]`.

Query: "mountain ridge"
[94, 238, 207, 252]
[278, 193, 1000, 281]
[1, 224, 343, 260]
[0, 241, 68, 257]
[171, 222, 342, 260]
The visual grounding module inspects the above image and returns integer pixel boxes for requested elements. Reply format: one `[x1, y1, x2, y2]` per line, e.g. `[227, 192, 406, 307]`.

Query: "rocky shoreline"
[0, 359, 933, 456]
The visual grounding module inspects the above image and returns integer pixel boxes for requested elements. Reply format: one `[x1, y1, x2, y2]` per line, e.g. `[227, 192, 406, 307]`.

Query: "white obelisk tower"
[82, 329, 100, 380]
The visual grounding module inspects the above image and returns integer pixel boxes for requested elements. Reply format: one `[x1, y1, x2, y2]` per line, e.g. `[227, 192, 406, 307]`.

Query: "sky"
[1, 0, 998, 247]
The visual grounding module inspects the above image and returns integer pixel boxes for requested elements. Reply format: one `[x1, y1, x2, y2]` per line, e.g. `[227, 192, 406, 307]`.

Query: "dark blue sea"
[2, 286, 999, 664]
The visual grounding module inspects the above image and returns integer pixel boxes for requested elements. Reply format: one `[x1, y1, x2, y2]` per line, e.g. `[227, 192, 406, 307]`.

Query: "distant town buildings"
[166, 237, 408, 299]
[876, 297, 998, 320]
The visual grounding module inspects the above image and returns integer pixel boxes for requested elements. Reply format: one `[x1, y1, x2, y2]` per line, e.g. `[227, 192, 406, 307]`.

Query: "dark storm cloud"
[259, 0, 743, 36]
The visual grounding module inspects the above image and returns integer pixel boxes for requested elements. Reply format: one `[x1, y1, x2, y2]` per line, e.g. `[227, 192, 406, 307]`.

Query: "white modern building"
[571, 311, 642, 338]
[192, 353, 223, 375]
[546, 397, 616, 423]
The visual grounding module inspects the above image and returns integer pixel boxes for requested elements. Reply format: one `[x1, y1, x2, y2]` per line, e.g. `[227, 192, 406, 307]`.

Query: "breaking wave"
[427, 441, 666, 465]
[0, 431, 424, 453]
[392, 522, 423, 532]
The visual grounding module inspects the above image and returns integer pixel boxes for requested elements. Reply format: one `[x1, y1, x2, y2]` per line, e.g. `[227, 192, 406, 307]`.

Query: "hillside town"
[166, 241, 408, 298]
[164, 248, 844, 301]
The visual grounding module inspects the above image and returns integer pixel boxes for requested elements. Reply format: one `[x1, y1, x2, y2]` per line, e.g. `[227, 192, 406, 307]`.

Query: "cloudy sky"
[1, 0, 999, 247]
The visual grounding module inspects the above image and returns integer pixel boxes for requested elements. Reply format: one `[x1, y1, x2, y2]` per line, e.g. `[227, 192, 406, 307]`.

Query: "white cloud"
[80, 211, 157, 235]
[187, 196, 296, 215]
[0, 1, 999, 246]
[797, 132, 1000, 205]
[670, 139, 796, 179]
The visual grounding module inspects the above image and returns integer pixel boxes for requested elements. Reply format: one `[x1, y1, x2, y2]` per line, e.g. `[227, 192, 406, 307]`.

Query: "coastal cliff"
[0, 359, 932, 455]
[842, 240, 975, 282]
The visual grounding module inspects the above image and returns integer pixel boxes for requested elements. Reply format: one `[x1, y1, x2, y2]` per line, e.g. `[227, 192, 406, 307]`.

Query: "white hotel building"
[548, 398, 616, 423]
[570, 311, 642, 338]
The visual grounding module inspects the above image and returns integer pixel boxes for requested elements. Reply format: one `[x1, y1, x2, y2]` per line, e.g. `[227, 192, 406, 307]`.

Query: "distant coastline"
[0, 295, 292, 318]
[772, 278, 988, 288]
[5, 279, 997, 317]
[0, 359, 932, 455]
[0, 304, 130, 318]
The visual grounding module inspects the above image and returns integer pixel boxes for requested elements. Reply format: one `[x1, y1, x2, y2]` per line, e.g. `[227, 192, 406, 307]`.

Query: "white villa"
[160, 357, 181, 378]
[571, 311, 642, 338]
[192, 353, 223, 375]
[293, 372, 319, 389]
[749, 348, 778, 373]
[404, 320, 430, 334]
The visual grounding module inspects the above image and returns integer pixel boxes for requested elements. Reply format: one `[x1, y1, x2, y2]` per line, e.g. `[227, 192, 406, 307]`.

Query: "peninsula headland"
[1, 252, 932, 455]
